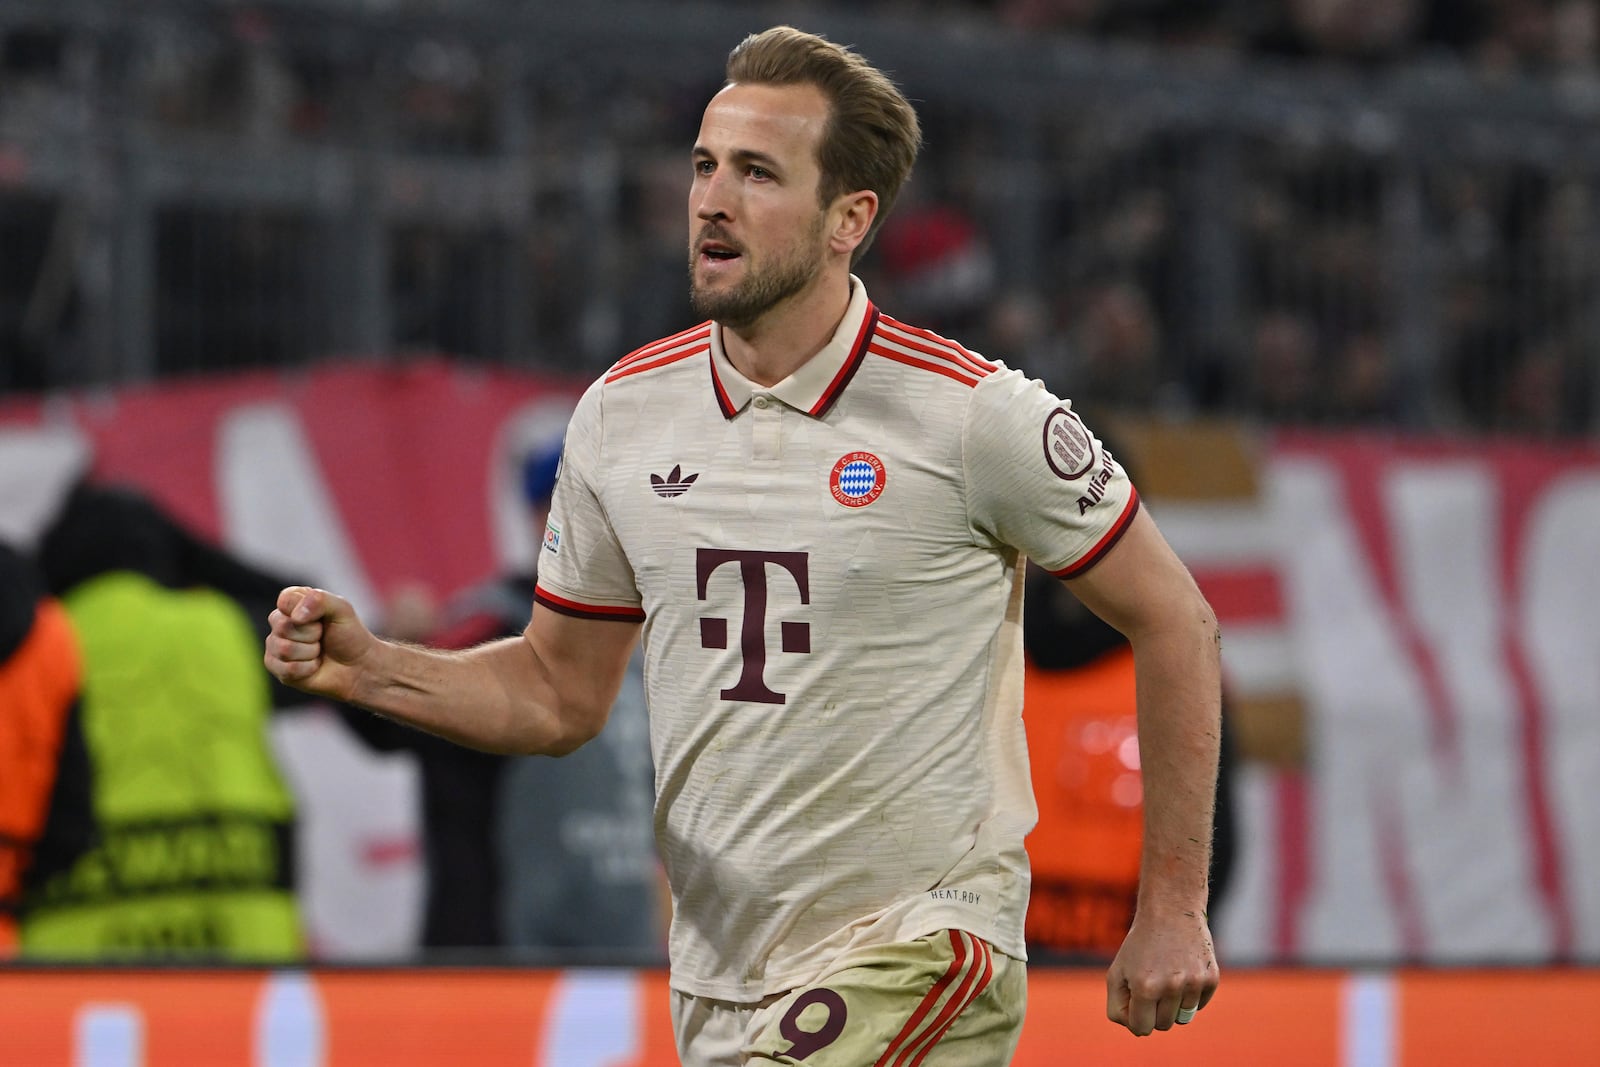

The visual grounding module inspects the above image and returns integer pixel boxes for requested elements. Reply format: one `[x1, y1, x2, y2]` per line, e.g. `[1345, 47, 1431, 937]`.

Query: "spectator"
[979, 287, 1062, 379]
[870, 183, 997, 339]
[1474, 0, 1557, 78]
[1247, 308, 1323, 423]
[393, 37, 496, 155]
[615, 150, 701, 357]
[1325, 327, 1400, 425]
[1067, 278, 1169, 411]
[24, 483, 306, 961]
[1550, 0, 1600, 85]
[996, 0, 1107, 33]
[1451, 321, 1592, 437]
[1277, 0, 1425, 63]
[1496, 334, 1590, 437]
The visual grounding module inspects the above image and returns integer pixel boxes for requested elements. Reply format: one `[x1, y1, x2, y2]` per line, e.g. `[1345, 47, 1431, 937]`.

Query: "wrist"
[347, 635, 407, 709]
[1135, 878, 1210, 920]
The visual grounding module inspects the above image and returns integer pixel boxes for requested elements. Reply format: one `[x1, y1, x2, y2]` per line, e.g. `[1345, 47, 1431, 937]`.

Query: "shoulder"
[602, 321, 714, 387]
[867, 311, 1002, 392]
[963, 366, 1090, 464]
[866, 311, 1055, 433]
[566, 322, 712, 452]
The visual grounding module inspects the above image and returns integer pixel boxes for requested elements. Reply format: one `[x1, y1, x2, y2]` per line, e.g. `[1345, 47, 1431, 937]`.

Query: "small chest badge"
[830, 452, 886, 508]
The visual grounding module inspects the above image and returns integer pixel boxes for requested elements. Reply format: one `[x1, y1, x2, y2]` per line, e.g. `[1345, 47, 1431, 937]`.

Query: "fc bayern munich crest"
[830, 451, 886, 507]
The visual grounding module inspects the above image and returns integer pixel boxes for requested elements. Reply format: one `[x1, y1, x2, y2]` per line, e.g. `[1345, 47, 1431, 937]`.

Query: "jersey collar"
[708, 276, 880, 420]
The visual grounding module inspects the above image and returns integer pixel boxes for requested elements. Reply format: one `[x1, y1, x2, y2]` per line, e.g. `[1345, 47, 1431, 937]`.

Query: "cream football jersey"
[534, 279, 1138, 1002]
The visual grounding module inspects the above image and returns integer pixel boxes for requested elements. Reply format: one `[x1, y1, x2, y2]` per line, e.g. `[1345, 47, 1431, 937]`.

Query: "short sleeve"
[532, 380, 645, 621]
[964, 368, 1140, 578]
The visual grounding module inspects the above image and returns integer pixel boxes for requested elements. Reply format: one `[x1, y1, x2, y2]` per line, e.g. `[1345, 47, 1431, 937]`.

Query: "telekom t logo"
[696, 549, 810, 704]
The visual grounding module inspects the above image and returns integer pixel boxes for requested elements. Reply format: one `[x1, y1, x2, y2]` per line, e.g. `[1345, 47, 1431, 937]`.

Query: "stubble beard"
[688, 217, 828, 330]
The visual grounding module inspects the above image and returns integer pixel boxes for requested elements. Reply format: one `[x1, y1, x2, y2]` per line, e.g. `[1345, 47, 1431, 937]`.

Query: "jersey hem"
[665, 914, 1027, 1004]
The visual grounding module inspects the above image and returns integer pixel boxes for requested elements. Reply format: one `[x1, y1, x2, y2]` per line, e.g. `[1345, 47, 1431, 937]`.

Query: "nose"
[693, 168, 732, 223]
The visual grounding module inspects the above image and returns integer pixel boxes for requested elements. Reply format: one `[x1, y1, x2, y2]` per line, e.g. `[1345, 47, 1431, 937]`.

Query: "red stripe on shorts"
[906, 937, 994, 1067]
[877, 932, 993, 1067]
[874, 931, 969, 1067]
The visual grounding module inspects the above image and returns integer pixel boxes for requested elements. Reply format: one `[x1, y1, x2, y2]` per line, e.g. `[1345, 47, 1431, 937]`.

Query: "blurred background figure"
[1324, 325, 1399, 426]
[0, 540, 90, 959]
[1066, 278, 1171, 413]
[1246, 309, 1323, 424]
[866, 178, 998, 341]
[21, 483, 306, 961]
[347, 440, 664, 959]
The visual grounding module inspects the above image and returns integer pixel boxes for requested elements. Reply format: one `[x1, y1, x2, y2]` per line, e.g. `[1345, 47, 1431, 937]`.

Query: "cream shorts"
[671, 930, 1026, 1066]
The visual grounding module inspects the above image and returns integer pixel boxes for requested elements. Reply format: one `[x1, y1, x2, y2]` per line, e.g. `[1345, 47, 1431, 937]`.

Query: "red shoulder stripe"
[875, 321, 995, 378]
[613, 322, 712, 370]
[877, 316, 998, 376]
[868, 343, 982, 387]
[605, 343, 707, 384]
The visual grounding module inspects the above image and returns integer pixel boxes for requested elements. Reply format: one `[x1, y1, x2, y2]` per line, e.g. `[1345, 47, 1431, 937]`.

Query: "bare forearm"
[1131, 612, 1223, 915]
[349, 635, 591, 755]
[1066, 515, 1225, 1032]
[266, 586, 632, 755]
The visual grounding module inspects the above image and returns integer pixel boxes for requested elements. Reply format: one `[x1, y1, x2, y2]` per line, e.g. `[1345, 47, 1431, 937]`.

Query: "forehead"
[695, 82, 830, 164]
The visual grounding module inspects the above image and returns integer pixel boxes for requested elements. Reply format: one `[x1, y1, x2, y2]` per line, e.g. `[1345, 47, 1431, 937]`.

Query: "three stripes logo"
[651, 464, 699, 498]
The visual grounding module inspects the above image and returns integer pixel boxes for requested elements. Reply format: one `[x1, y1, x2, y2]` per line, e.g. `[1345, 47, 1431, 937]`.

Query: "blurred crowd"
[896, 0, 1599, 77]
[2, 2, 1597, 437]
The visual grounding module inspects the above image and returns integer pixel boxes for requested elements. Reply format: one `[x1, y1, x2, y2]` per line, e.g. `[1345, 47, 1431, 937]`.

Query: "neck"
[720, 270, 853, 388]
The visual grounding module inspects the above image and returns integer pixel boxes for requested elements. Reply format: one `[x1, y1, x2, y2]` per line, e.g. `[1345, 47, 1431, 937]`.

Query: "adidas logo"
[651, 464, 699, 498]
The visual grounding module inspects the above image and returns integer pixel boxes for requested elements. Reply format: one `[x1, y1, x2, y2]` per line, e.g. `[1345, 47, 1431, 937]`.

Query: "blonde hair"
[725, 26, 922, 264]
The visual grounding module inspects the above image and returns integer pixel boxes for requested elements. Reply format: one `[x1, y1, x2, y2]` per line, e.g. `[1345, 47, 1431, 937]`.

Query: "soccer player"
[265, 25, 1222, 1064]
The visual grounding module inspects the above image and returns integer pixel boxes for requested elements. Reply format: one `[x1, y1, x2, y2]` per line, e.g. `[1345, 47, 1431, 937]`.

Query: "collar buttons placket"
[751, 394, 781, 463]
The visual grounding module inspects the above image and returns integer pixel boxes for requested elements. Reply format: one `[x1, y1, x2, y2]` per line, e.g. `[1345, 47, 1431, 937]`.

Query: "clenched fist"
[263, 586, 379, 703]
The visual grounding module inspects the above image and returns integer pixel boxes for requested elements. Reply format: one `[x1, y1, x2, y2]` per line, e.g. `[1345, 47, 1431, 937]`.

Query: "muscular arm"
[264, 586, 639, 756]
[1064, 506, 1222, 1035]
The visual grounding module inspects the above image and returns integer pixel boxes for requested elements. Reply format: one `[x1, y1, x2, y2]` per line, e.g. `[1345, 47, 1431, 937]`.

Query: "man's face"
[687, 82, 833, 329]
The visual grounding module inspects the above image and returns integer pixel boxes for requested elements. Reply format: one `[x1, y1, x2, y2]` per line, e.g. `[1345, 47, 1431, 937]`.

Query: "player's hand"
[1105, 904, 1219, 1036]
[264, 586, 378, 703]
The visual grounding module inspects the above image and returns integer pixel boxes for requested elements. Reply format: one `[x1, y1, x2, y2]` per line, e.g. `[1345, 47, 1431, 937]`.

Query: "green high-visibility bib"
[21, 572, 304, 962]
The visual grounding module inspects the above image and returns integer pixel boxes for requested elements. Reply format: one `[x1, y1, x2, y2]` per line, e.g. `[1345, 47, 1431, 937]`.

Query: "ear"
[828, 190, 879, 257]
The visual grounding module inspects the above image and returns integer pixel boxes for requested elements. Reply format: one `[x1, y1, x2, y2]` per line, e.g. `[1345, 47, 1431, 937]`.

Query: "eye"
[694, 159, 715, 176]
[748, 165, 772, 181]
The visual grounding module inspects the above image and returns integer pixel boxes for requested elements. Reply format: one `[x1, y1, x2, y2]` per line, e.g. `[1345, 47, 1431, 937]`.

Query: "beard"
[688, 216, 827, 329]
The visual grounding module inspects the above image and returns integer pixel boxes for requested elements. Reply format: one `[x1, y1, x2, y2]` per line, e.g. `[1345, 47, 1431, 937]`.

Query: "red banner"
[1157, 429, 1600, 964]
[1, 359, 586, 617]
